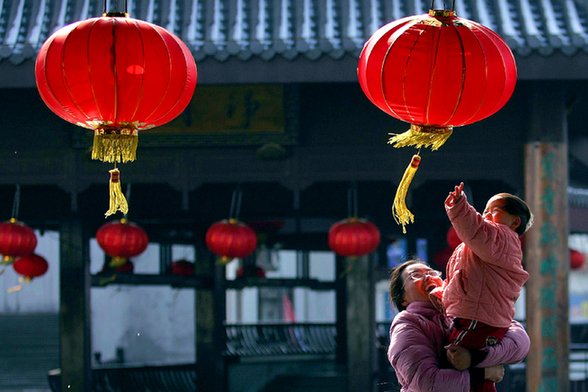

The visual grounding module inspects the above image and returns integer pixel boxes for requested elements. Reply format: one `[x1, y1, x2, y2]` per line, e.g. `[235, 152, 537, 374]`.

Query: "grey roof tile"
[1, 0, 588, 62]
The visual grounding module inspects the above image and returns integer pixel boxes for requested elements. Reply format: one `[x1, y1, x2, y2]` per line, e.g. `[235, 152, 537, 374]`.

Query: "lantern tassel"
[105, 168, 129, 218]
[216, 256, 234, 265]
[8, 277, 31, 293]
[392, 155, 421, 234]
[388, 124, 453, 151]
[92, 129, 139, 163]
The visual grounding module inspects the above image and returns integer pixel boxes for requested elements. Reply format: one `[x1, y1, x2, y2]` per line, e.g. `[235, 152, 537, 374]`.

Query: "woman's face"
[401, 263, 443, 307]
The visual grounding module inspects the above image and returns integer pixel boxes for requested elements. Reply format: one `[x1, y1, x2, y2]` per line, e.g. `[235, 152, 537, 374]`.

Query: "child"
[430, 182, 533, 392]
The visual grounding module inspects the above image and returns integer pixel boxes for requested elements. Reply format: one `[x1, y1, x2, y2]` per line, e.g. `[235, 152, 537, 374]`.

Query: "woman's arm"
[389, 314, 471, 392]
[446, 320, 530, 369]
[476, 320, 530, 367]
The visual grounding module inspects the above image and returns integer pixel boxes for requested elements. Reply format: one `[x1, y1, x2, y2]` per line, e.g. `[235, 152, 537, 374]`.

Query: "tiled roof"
[1, 0, 588, 65]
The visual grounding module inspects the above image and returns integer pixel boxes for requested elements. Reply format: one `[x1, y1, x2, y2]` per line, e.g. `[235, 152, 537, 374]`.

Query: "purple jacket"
[387, 302, 530, 392]
[444, 195, 529, 327]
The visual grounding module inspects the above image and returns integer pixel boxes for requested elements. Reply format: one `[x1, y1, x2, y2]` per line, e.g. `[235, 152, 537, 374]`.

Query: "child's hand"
[447, 345, 472, 370]
[484, 365, 505, 382]
[428, 287, 445, 316]
[445, 182, 464, 207]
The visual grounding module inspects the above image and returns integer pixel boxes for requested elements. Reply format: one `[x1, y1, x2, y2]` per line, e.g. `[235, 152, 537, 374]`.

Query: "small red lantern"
[447, 227, 462, 250]
[116, 261, 134, 274]
[237, 266, 266, 278]
[35, 13, 197, 216]
[96, 219, 149, 267]
[328, 218, 381, 258]
[358, 10, 516, 232]
[206, 219, 258, 264]
[570, 249, 586, 270]
[433, 246, 454, 270]
[0, 218, 37, 265]
[172, 260, 195, 277]
[13, 254, 49, 280]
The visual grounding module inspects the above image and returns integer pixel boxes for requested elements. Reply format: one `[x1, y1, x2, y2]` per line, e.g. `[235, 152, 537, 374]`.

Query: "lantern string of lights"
[358, 0, 516, 233]
[35, 0, 197, 218]
[206, 186, 258, 265]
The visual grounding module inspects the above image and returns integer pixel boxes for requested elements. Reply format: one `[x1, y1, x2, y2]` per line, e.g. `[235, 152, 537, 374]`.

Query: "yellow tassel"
[8, 277, 31, 293]
[388, 124, 453, 151]
[109, 257, 128, 268]
[105, 168, 129, 218]
[392, 155, 421, 234]
[92, 129, 139, 163]
[216, 256, 234, 265]
[0, 255, 14, 266]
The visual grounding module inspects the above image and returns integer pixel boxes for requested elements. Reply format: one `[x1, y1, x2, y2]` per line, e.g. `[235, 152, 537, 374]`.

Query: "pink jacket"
[388, 301, 530, 392]
[444, 195, 529, 328]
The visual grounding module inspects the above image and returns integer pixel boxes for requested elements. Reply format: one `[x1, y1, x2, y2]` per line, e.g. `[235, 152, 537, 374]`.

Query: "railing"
[48, 364, 197, 392]
[224, 323, 337, 357]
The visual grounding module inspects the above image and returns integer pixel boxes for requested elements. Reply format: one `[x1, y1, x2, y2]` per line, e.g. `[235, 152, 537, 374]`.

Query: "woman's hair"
[388, 259, 424, 312]
[493, 193, 534, 236]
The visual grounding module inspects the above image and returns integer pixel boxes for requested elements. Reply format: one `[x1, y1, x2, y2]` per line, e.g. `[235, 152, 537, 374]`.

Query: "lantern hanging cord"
[347, 182, 358, 218]
[11, 185, 20, 220]
[430, 0, 455, 10]
[229, 186, 243, 220]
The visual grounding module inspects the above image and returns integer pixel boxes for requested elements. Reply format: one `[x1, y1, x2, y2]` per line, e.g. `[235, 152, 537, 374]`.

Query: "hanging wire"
[229, 186, 243, 220]
[347, 182, 358, 218]
[11, 185, 21, 219]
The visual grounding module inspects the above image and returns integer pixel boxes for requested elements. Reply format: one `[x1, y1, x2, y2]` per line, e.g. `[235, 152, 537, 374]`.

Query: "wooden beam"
[59, 214, 91, 392]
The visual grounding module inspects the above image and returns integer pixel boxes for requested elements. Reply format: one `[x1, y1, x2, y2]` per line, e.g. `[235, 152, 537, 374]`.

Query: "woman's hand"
[447, 345, 471, 370]
[428, 288, 445, 316]
[484, 365, 505, 383]
[445, 182, 464, 207]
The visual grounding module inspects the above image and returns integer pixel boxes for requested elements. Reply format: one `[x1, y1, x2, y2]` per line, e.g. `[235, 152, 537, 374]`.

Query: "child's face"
[483, 196, 521, 232]
[401, 263, 443, 307]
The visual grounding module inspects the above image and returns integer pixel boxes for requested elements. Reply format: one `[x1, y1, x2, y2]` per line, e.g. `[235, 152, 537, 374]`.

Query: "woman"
[387, 259, 530, 391]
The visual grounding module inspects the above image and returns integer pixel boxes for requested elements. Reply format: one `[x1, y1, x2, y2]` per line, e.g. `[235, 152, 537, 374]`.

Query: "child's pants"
[448, 318, 509, 392]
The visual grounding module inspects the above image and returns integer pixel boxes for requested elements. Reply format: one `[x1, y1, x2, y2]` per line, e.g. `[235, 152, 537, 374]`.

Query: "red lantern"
[13, 254, 49, 280]
[116, 261, 134, 274]
[447, 227, 462, 250]
[35, 13, 197, 216]
[0, 219, 37, 265]
[96, 219, 149, 267]
[433, 247, 454, 270]
[328, 218, 381, 258]
[206, 219, 258, 264]
[570, 249, 586, 270]
[358, 10, 516, 232]
[172, 260, 195, 277]
[237, 266, 266, 278]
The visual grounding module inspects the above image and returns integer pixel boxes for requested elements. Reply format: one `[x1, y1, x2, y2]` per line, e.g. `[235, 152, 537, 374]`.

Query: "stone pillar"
[346, 254, 376, 392]
[59, 214, 92, 392]
[195, 247, 227, 392]
[524, 81, 569, 392]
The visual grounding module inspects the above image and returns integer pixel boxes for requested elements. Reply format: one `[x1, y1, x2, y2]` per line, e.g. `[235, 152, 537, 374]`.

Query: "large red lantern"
[358, 9, 516, 232]
[328, 218, 381, 258]
[206, 219, 258, 264]
[96, 218, 149, 267]
[35, 13, 197, 217]
[0, 219, 37, 265]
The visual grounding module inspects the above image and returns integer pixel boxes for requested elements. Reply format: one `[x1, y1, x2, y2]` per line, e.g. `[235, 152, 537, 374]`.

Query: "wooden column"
[195, 247, 227, 392]
[59, 214, 91, 392]
[346, 254, 376, 392]
[524, 81, 569, 392]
